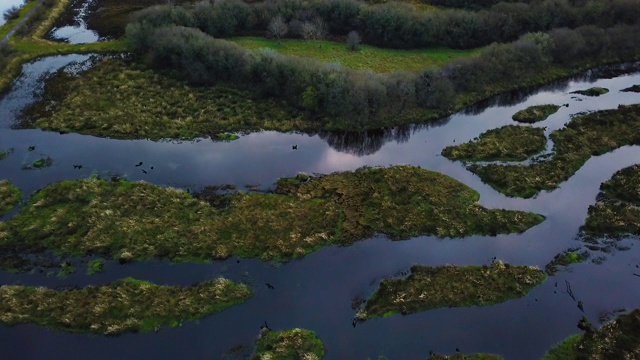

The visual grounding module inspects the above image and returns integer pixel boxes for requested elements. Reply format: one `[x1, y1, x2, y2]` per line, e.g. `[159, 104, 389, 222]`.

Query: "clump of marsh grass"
[357, 261, 546, 320]
[571, 87, 609, 96]
[442, 125, 546, 162]
[580, 164, 640, 243]
[467, 104, 640, 198]
[512, 104, 561, 123]
[253, 328, 325, 360]
[0, 277, 251, 335]
[0, 180, 20, 215]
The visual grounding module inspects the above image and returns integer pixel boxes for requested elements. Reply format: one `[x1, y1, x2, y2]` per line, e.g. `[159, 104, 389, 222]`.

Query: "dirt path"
[0, 0, 45, 49]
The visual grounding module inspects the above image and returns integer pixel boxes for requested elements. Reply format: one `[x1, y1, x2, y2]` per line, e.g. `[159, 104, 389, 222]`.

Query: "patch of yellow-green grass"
[0, 180, 20, 215]
[429, 353, 504, 360]
[0, 166, 544, 266]
[231, 37, 479, 73]
[30, 0, 71, 39]
[543, 334, 582, 360]
[0, 277, 251, 335]
[253, 328, 325, 360]
[469, 104, 640, 198]
[544, 250, 588, 275]
[442, 125, 546, 162]
[512, 104, 561, 123]
[25, 57, 315, 139]
[0, 0, 39, 39]
[358, 260, 545, 319]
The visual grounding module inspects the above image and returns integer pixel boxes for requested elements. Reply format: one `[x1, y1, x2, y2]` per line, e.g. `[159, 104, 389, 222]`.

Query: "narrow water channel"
[0, 54, 639, 359]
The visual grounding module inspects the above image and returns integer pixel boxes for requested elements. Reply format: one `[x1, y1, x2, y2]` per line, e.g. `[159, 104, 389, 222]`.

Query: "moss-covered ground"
[621, 85, 640, 93]
[0, 277, 251, 335]
[253, 328, 325, 360]
[580, 164, 640, 241]
[512, 104, 561, 123]
[441, 125, 546, 162]
[357, 261, 545, 319]
[25, 58, 316, 139]
[0, 166, 544, 268]
[86, 258, 104, 275]
[429, 354, 503, 360]
[571, 87, 609, 96]
[0, 180, 21, 215]
[543, 334, 582, 360]
[466, 104, 640, 198]
[231, 37, 479, 73]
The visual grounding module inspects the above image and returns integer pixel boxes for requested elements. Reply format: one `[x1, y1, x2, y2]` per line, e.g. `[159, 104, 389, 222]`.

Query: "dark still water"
[1, 55, 640, 359]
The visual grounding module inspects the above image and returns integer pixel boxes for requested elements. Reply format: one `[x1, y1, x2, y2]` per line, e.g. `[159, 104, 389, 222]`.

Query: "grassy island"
[357, 261, 545, 319]
[544, 250, 588, 275]
[544, 309, 640, 359]
[0, 166, 544, 267]
[441, 125, 546, 162]
[622, 85, 640, 93]
[571, 87, 609, 97]
[580, 164, 640, 240]
[26, 58, 314, 139]
[0, 277, 251, 335]
[466, 104, 640, 198]
[253, 328, 325, 360]
[430, 354, 503, 360]
[0, 180, 20, 215]
[512, 104, 561, 123]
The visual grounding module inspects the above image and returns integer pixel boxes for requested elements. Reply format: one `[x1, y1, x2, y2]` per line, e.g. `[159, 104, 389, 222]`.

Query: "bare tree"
[301, 18, 327, 40]
[267, 15, 288, 41]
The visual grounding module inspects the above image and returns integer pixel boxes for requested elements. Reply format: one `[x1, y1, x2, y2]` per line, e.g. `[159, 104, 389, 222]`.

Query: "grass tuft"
[253, 328, 325, 360]
[571, 87, 609, 97]
[0, 180, 20, 215]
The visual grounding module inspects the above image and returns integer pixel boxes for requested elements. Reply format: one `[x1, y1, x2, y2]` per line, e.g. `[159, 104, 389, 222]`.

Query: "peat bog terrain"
[1, 0, 640, 359]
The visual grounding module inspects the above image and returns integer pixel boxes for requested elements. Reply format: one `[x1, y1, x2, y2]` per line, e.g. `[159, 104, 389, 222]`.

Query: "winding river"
[1, 51, 640, 359]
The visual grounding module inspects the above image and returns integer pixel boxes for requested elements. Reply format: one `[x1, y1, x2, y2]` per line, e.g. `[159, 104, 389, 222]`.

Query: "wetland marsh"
[1, 0, 640, 358]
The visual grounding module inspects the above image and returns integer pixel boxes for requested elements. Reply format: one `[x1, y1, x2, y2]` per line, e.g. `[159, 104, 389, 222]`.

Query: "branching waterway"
[1, 54, 640, 359]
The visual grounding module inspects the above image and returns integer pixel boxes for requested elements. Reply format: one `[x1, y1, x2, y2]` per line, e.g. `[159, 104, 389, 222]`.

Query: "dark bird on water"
[141, 169, 148, 174]
[578, 301, 584, 312]
[351, 319, 357, 328]
[262, 321, 271, 330]
[150, 166, 154, 170]
[292, 145, 297, 150]
[265, 282, 275, 290]
[135, 162, 143, 167]
[28, 146, 35, 151]
[73, 165, 83, 169]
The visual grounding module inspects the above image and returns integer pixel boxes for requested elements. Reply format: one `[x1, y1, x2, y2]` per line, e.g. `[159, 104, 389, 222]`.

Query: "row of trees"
[130, 0, 640, 49]
[127, 17, 640, 125]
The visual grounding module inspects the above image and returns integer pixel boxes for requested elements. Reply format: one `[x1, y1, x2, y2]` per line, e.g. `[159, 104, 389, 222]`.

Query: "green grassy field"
[232, 37, 479, 73]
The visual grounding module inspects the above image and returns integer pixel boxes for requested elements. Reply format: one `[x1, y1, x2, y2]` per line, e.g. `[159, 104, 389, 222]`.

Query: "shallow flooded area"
[1, 53, 640, 359]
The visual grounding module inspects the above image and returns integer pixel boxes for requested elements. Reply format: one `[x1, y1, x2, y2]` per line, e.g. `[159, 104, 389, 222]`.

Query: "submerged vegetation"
[0, 277, 251, 335]
[544, 250, 589, 275]
[580, 164, 640, 241]
[357, 261, 545, 319]
[441, 125, 546, 162]
[86, 259, 104, 275]
[571, 87, 609, 97]
[512, 104, 560, 123]
[253, 328, 325, 360]
[23, 157, 53, 170]
[0, 180, 20, 215]
[466, 104, 640, 198]
[0, 166, 544, 267]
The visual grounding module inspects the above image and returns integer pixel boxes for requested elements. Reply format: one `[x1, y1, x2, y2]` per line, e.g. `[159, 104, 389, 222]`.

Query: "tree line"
[127, 0, 640, 49]
[128, 11, 640, 125]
